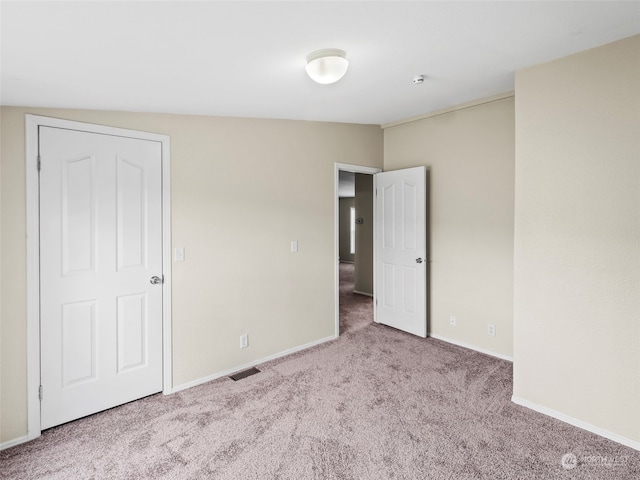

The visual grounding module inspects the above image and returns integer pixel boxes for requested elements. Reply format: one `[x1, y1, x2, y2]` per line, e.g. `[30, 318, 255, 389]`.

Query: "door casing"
[25, 114, 173, 441]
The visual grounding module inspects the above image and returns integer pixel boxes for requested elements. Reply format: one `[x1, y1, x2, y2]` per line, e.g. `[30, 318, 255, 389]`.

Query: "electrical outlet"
[488, 324, 496, 337]
[240, 334, 248, 349]
[449, 315, 456, 327]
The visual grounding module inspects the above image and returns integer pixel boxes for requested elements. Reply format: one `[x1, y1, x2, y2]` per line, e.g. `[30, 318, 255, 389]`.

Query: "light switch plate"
[174, 247, 185, 262]
[291, 240, 298, 253]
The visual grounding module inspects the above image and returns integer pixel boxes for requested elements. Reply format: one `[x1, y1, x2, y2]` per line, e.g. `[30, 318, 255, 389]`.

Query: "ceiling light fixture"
[305, 49, 349, 85]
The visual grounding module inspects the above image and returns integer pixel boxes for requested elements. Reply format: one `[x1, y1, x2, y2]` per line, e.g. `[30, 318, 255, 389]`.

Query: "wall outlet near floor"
[488, 324, 496, 337]
[449, 315, 456, 327]
[240, 334, 249, 349]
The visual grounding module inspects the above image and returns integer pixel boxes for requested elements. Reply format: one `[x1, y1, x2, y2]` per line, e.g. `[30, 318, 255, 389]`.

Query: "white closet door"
[39, 126, 163, 429]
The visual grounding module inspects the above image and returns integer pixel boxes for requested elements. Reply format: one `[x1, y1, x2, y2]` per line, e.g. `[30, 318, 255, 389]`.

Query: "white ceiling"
[2, 1, 639, 125]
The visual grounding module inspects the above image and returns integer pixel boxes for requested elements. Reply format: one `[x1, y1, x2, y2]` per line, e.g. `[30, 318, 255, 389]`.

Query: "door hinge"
[38, 385, 43, 400]
[37, 155, 41, 171]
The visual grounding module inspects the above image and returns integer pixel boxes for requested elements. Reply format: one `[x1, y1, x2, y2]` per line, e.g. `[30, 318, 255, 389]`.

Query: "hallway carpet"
[339, 262, 373, 335]
[2, 266, 638, 478]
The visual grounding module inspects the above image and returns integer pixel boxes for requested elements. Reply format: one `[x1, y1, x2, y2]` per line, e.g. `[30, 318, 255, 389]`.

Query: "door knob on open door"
[150, 276, 163, 285]
[415, 258, 424, 264]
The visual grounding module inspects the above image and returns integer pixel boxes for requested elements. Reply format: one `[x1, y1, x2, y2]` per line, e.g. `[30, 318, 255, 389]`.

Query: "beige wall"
[338, 197, 355, 263]
[0, 106, 383, 443]
[513, 35, 640, 443]
[354, 174, 374, 295]
[383, 96, 515, 358]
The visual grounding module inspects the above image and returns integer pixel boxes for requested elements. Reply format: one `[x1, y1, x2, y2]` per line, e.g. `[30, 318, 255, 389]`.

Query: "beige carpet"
[1, 264, 638, 479]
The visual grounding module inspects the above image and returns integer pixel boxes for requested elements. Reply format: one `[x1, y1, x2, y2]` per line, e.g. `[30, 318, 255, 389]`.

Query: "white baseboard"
[171, 334, 337, 394]
[511, 396, 640, 452]
[429, 333, 513, 362]
[353, 290, 373, 297]
[0, 434, 30, 452]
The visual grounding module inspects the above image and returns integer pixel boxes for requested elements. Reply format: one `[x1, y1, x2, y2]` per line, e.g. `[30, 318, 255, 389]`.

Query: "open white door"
[374, 166, 427, 337]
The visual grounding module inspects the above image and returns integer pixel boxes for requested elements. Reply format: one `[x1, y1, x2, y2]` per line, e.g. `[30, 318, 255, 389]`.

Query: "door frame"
[25, 114, 172, 441]
[334, 163, 381, 337]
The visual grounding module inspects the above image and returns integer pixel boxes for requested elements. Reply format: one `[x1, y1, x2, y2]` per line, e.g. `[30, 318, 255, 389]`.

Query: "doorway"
[25, 115, 172, 441]
[334, 163, 429, 339]
[334, 163, 380, 336]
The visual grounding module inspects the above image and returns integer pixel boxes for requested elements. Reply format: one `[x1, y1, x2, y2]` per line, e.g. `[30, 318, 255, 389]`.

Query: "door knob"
[150, 276, 163, 285]
[415, 258, 424, 264]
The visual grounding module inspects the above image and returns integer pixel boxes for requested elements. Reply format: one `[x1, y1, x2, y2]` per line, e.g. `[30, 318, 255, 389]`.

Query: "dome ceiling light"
[305, 49, 349, 85]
